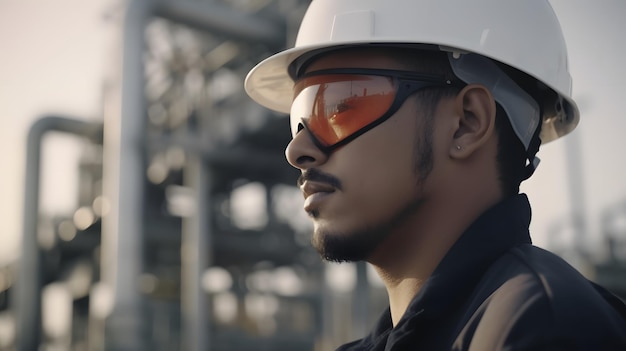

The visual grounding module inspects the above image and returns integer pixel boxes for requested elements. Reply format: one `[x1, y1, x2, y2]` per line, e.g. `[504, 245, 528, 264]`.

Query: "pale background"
[0, 0, 625, 267]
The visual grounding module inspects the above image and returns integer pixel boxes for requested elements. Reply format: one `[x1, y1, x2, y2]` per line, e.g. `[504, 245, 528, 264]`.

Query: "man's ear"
[449, 84, 497, 158]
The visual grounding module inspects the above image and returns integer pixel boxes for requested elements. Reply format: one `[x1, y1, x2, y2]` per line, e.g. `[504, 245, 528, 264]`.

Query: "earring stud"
[456, 145, 462, 150]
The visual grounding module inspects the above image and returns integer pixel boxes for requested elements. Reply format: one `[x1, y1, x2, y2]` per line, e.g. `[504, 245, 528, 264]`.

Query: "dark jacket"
[337, 194, 626, 351]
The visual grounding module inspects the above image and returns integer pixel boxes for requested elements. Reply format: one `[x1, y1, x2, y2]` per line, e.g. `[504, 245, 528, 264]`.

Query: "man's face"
[285, 48, 439, 262]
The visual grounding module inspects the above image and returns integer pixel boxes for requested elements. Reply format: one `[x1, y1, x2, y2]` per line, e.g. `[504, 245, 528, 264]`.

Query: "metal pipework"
[13, 115, 102, 351]
[154, 0, 286, 47]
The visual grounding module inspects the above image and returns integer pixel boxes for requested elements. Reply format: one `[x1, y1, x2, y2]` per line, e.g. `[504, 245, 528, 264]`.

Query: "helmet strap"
[522, 110, 543, 180]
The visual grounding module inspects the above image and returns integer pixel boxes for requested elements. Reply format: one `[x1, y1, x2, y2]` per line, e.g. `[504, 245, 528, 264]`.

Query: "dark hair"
[494, 103, 528, 196]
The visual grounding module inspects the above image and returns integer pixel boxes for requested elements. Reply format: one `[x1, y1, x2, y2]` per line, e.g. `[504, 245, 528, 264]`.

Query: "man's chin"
[311, 225, 385, 263]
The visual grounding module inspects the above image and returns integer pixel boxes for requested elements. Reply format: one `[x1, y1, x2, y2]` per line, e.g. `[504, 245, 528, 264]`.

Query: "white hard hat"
[245, 0, 579, 145]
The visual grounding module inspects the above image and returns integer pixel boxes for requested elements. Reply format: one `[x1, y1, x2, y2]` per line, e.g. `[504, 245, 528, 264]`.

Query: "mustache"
[297, 168, 343, 190]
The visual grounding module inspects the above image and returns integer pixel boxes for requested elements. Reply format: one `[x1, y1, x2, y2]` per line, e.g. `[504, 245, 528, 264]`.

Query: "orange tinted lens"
[291, 74, 396, 146]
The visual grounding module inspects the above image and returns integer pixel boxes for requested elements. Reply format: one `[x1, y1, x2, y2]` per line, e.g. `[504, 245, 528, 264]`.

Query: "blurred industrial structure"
[1, 0, 625, 350]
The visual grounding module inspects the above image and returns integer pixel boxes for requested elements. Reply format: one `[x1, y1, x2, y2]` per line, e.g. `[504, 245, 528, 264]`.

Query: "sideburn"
[412, 87, 460, 183]
[413, 104, 435, 184]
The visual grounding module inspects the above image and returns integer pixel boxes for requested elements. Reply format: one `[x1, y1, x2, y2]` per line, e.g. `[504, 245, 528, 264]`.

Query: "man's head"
[245, 0, 579, 263]
[285, 46, 508, 262]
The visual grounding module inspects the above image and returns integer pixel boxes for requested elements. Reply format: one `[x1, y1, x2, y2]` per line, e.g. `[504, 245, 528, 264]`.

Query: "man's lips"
[301, 180, 336, 199]
[301, 181, 336, 214]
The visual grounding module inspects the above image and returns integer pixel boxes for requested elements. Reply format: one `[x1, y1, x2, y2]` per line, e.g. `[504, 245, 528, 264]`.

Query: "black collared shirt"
[337, 194, 626, 351]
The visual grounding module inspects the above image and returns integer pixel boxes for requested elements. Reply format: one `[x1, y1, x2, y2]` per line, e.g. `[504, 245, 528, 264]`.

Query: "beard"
[311, 196, 426, 262]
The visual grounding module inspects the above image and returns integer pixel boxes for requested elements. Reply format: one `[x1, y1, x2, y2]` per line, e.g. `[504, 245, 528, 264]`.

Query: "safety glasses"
[291, 68, 462, 153]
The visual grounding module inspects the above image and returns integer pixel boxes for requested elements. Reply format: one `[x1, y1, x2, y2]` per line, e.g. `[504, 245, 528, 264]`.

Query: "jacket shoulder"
[453, 245, 626, 350]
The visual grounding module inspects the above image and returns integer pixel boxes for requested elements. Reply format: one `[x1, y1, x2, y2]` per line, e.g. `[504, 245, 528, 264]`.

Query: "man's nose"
[285, 127, 329, 170]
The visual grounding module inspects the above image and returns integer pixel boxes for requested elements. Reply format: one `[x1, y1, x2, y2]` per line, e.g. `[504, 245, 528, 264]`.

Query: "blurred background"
[0, 0, 624, 350]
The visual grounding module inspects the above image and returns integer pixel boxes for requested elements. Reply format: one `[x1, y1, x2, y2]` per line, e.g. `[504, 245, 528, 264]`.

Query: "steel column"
[100, 0, 151, 349]
[181, 155, 211, 351]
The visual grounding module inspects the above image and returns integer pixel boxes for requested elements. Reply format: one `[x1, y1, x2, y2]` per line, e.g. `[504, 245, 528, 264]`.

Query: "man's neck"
[368, 209, 461, 325]
[377, 272, 427, 326]
[369, 189, 503, 326]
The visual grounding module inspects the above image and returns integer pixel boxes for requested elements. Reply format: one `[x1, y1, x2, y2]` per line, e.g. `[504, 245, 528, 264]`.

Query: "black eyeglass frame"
[293, 68, 465, 154]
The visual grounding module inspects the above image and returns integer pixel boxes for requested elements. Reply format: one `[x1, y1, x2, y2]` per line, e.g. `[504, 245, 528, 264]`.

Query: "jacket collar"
[351, 194, 533, 349]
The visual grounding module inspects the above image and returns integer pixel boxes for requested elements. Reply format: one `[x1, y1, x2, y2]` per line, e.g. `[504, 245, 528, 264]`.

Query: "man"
[245, 0, 626, 350]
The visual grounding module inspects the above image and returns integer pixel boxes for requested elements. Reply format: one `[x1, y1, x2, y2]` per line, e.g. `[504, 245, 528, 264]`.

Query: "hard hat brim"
[245, 43, 336, 114]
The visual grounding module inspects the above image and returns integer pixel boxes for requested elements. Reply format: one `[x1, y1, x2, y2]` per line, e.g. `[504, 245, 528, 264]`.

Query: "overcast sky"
[0, 0, 625, 267]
